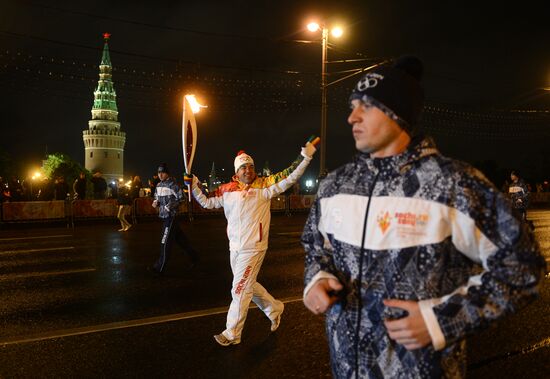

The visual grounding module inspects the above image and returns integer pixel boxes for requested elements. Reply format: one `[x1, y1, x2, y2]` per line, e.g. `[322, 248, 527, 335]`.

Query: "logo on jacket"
[235, 265, 252, 295]
[395, 211, 429, 227]
[377, 211, 392, 234]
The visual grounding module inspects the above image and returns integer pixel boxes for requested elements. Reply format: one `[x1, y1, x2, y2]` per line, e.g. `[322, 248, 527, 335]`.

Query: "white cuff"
[418, 299, 446, 351]
[303, 270, 338, 297]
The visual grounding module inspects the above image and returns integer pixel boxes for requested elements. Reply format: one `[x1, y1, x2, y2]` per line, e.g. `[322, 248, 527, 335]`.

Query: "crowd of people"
[0, 171, 162, 203]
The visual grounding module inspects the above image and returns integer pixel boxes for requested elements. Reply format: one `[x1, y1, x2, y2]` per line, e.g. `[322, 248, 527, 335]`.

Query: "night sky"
[1, 1, 549, 185]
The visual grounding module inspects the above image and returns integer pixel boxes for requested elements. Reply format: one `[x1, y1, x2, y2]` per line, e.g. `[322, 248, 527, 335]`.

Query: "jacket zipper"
[355, 168, 380, 376]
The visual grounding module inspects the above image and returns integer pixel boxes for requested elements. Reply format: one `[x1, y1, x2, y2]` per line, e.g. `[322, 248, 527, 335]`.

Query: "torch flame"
[184, 94, 207, 114]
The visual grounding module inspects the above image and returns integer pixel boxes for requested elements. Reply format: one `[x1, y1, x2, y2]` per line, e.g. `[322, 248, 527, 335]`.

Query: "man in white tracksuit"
[188, 140, 317, 346]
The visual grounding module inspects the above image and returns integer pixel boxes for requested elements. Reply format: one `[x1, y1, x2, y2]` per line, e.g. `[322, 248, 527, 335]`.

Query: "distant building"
[208, 162, 222, 192]
[82, 33, 126, 184]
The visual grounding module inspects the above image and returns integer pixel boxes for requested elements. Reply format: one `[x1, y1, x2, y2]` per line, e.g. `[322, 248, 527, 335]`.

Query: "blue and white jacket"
[154, 177, 183, 219]
[302, 136, 545, 379]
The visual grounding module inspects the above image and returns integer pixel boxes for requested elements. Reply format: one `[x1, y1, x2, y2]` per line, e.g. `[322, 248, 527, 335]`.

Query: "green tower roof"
[100, 33, 112, 66]
[93, 33, 118, 113]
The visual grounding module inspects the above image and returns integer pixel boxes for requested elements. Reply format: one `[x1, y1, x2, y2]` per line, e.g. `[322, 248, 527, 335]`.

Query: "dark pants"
[153, 216, 198, 273]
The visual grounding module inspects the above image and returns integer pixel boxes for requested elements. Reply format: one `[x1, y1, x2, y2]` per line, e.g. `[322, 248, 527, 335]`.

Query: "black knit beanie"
[157, 163, 169, 174]
[349, 56, 424, 133]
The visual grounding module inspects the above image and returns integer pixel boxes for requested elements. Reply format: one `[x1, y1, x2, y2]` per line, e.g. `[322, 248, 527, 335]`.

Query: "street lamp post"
[320, 27, 328, 177]
[308, 22, 343, 177]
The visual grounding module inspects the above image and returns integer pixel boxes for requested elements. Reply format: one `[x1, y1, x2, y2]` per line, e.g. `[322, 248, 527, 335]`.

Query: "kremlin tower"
[82, 33, 126, 183]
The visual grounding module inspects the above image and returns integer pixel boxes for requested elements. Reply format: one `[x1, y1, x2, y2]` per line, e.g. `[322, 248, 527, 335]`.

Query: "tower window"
[104, 151, 108, 158]
[118, 153, 120, 159]
[90, 152, 93, 158]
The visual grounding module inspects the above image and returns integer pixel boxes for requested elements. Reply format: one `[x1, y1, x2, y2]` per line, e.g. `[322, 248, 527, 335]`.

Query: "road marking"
[0, 247, 75, 255]
[0, 268, 95, 281]
[468, 337, 550, 370]
[0, 235, 72, 242]
[0, 296, 303, 346]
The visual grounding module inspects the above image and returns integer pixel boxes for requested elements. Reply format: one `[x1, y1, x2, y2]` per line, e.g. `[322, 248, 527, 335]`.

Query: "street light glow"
[307, 22, 320, 32]
[185, 94, 207, 114]
[331, 27, 343, 38]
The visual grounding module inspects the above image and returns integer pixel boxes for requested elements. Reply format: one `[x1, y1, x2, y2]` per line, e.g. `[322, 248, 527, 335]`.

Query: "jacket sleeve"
[301, 195, 340, 296]
[418, 177, 545, 351]
[191, 178, 223, 209]
[261, 156, 311, 199]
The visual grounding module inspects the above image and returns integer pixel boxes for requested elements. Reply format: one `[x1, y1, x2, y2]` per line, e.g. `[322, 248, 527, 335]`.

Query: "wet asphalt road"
[0, 211, 548, 378]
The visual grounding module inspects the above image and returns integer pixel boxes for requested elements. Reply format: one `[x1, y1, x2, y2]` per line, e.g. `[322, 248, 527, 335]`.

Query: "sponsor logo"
[377, 211, 392, 234]
[376, 210, 429, 234]
[356, 73, 384, 91]
[394, 211, 429, 227]
[235, 265, 252, 295]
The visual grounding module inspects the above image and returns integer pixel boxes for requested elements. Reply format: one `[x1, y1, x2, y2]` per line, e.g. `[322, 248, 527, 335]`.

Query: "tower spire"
[101, 32, 112, 66]
[82, 33, 126, 184]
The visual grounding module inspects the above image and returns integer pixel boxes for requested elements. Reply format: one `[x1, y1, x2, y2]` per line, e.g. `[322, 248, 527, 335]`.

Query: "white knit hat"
[234, 150, 254, 172]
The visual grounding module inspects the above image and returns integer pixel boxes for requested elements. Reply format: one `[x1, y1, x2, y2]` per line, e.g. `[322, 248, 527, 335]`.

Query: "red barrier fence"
[2, 200, 66, 221]
[72, 199, 118, 218]
[289, 195, 316, 210]
[3, 192, 550, 224]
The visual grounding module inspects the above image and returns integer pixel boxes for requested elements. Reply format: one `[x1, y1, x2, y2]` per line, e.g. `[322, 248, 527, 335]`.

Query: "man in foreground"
[302, 56, 545, 378]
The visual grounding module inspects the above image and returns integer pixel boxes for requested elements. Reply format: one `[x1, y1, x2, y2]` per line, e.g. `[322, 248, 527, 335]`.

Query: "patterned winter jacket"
[508, 178, 529, 211]
[193, 155, 310, 252]
[302, 136, 545, 379]
[154, 177, 183, 219]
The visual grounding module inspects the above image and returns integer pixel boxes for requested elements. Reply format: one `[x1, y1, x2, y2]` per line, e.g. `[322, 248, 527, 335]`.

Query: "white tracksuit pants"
[222, 249, 283, 340]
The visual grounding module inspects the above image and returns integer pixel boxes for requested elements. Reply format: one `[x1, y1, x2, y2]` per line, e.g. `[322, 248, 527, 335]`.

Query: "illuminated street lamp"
[307, 21, 343, 176]
[30, 171, 42, 200]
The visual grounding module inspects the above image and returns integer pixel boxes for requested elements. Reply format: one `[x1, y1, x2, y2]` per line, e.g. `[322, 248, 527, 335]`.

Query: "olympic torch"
[182, 94, 206, 201]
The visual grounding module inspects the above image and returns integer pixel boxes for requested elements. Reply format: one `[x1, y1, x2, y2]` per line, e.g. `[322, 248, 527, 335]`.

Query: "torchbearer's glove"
[184, 173, 198, 187]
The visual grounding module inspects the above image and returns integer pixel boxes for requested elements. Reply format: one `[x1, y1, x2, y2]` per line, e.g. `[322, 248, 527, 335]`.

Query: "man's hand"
[152, 199, 159, 208]
[301, 142, 318, 159]
[301, 136, 320, 159]
[383, 299, 432, 350]
[304, 278, 343, 315]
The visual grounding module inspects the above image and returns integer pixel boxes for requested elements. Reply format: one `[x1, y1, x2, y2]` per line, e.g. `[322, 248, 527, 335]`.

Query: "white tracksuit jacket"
[192, 155, 311, 252]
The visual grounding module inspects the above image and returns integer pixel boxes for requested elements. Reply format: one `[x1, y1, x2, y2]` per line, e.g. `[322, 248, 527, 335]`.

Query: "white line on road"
[0, 235, 72, 242]
[0, 295, 303, 346]
[0, 247, 75, 255]
[0, 268, 95, 281]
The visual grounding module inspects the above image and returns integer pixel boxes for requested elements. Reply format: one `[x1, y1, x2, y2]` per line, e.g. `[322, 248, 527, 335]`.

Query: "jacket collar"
[357, 134, 439, 174]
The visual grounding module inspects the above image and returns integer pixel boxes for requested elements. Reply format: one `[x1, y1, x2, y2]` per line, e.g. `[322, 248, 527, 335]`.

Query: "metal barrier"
[289, 195, 316, 211]
[1, 200, 67, 221]
[4, 192, 550, 225]
[0, 195, 318, 225]
[72, 199, 118, 219]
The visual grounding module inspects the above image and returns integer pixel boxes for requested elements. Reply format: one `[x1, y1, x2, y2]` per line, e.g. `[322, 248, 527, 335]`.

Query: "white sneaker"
[124, 224, 132, 231]
[213, 333, 240, 346]
[118, 228, 125, 232]
[271, 302, 284, 332]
